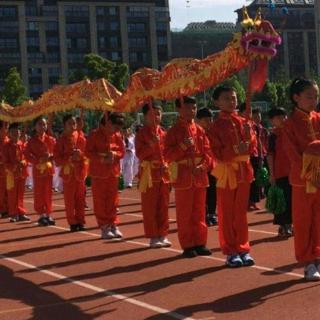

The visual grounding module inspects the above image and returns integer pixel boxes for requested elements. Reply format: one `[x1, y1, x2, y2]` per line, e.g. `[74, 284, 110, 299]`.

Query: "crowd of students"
[1, 77, 320, 281]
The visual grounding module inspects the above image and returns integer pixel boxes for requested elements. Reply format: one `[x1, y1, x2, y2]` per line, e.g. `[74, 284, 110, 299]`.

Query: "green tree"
[1, 67, 28, 106]
[253, 80, 278, 107]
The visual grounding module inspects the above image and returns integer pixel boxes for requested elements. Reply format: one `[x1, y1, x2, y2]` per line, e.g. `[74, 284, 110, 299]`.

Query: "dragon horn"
[241, 6, 254, 29]
[254, 7, 262, 25]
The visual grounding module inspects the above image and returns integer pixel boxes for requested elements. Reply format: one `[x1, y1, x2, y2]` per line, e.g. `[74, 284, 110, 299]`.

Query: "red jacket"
[25, 133, 56, 177]
[85, 126, 125, 179]
[207, 111, 255, 184]
[135, 125, 169, 183]
[284, 108, 320, 186]
[164, 119, 212, 189]
[0, 135, 9, 178]
[53, 131, 87, 182]
[3, 140, 28, 179]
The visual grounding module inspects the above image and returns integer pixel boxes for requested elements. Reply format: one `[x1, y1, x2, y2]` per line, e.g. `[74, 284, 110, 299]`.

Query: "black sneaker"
[239, 252, 255, 266]
[278, 225, 286, 237]
[38, 216, 49, 226]
[18, 215, 31, 222]
[226, 254, 243, 268]
[46, 216, 55, 225]
[284, 224, 293, 237]
[182, 248, 197, 258]
[9, 215, 19, 223]
[194, 245, 212, 256]
[70, 224, 78, 232]
[77, 224, 86, 231]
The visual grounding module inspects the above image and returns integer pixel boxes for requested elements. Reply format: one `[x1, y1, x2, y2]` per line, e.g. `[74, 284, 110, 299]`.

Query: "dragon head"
[238, 7, 282, 92]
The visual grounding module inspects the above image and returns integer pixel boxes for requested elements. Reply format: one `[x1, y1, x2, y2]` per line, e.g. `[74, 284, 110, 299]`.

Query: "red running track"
[0, 188, 319, 320]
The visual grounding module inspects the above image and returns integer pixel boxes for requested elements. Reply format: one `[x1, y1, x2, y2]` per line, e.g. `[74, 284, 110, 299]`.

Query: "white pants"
[122, 153, 134, 187]
[53, 165, 63, 192]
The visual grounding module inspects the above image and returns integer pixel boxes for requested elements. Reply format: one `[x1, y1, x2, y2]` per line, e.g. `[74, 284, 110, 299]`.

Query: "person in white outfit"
[122, 128, 135, 188]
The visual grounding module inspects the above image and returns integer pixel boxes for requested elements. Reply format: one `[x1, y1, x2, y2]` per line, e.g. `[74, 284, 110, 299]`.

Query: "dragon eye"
[250, 39, 259, 46]
[261, 40, 271, 48]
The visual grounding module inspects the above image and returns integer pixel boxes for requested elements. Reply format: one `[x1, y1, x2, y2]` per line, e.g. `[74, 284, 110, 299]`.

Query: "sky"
[169, 0, 251, 30]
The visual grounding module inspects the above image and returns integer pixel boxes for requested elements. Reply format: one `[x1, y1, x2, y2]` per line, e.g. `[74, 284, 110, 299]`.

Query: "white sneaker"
[101, 226, 115, 239]
[149, 238, 163, 248]
[111, 225, 123, 238]
[159, 237, 172, 247]
[304, 263, 320, 281]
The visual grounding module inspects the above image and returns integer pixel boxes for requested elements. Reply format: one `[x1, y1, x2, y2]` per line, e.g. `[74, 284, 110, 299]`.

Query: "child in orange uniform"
[283, 78, 320, 281]
[54, 115, 87, 232]
[208, 86, 256, 267]
[0, 121, 9, 218]
[86, 113, 125, 239]
[135, 102, 171, 248]
[25, 116, 56, 226]
[3, 123, 30, 222]
[164, 96, 212, 258]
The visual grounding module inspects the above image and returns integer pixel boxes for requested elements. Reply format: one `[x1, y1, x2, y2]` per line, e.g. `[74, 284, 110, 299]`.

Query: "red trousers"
[217, 183, 250, 255]
[141, 181, 170, 238]
[8, 178, 26, 216]
[292, 186, 320, 263]
[175, 186, 207, 249]
[33, 175, 53, 215]
[63, 179, 85, 225]
[91, 176, 119, 227]
[0, 175, 7, 213]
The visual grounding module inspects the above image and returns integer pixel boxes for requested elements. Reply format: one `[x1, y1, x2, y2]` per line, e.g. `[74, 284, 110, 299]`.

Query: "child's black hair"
[175, 96, 197, 108]
[268, 107, 287, 119]
[212, 85, 235, 101]
[9, 123, 20, 131]
[252, 108, 261, 115]
[289, 78, 317, 106]
[142, 100, 162, 115]
[196, 107, 212, 119]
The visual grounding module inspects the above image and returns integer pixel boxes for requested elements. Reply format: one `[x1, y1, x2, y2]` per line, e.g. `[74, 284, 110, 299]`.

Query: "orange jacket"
[164, 119, 212, 189]
[25, 133, 56, 177]
[53, 131, 87, 182]
[207, 111, 255, 184]
[85, 126, 125, 179]
[0, 135, 9, 178]
[2, 140, 28, 179]
[135, 125, 170, 183]
[284, 108, 320, 186]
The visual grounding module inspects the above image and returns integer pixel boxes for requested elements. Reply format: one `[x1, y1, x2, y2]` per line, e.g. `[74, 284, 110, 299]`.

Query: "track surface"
[0, 188, 319, 320]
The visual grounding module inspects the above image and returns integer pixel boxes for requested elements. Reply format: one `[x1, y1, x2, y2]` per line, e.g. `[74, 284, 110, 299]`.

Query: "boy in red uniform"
[135, 102, 171, 248]
[164, 96, 212, 258]
[208, 86, 255, 267]
[267, 108, 292, 237]
[86, 113, 125, 239]
[3, 123, 30, 222]
[0, 121, 9, 218]
[25, 116, 56, 226]
[284, 78, 320, 281]
[54, 115, 87, 232]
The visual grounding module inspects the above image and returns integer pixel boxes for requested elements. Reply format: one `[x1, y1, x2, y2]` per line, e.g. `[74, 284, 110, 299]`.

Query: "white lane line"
[50, 225, 304, 279]
[1, 255, 196, 320]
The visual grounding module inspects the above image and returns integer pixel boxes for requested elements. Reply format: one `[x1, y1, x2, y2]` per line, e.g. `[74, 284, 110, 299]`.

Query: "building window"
[110, 36, 119, 48]
[29, 67, 42, 76]
[30, 84, 43, 93]
[129, 51, 147, 63]
[66, 23, 87, 33]
[0, 38, 18, 48]
[99, 37, 106, 48]
[27, 37, 40, 46]
[25, 6, 37, 16]
[110, 21, 119, 31]
[45, 21, 58, 31]
[128, 37, 147, 48]
[128, 23, 146, 32]
[66, 38, 72, 49]
[111, 51, 120, 61]
[96, 6, 117, 16]
[48, 67, 60, 76]
[68, 53, 84, 63]
[157, 36, 167, 45]
[27, 22, 39, 31]
[77, 38, 88, 49]
[43, 6, 58, 17]
[47, 52, 60, 63]
[129, 52, 137, 62]
[47, 37, 59, 46]
[127, 7, 149, 18]
[0, 21, 19, 32]
[156, 22, 167, 31]
[28, 52, 44, 63]
[109, 7, 116, 15]
[0, 7, 17, 17]
[65, 5, 89, 17]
